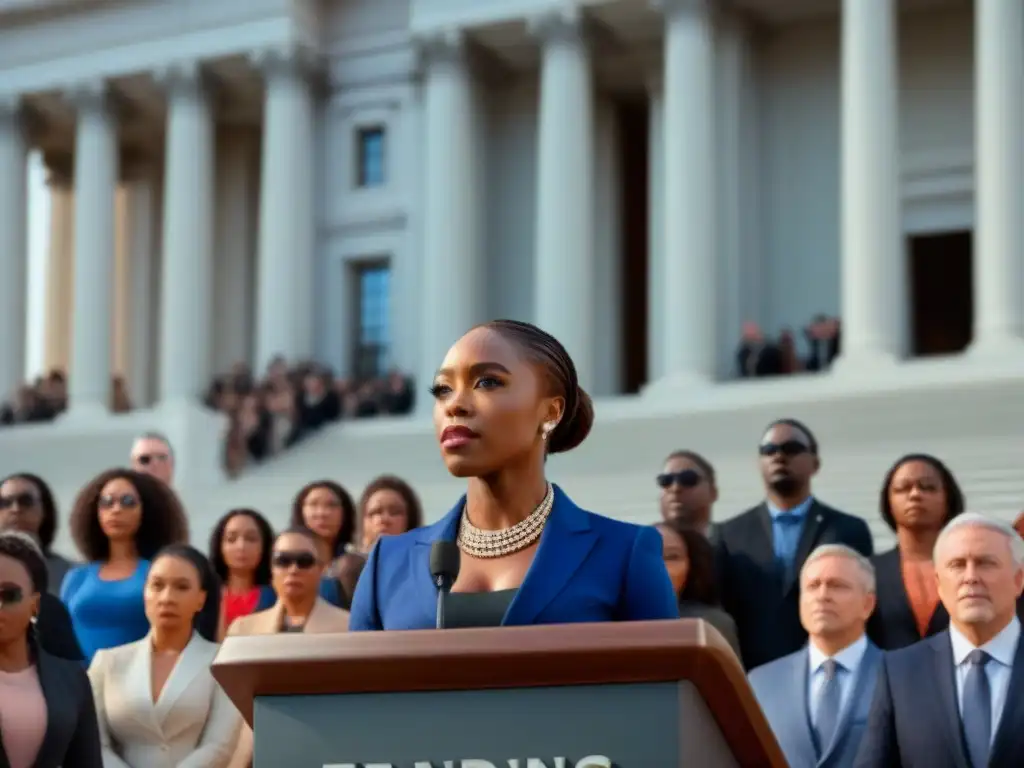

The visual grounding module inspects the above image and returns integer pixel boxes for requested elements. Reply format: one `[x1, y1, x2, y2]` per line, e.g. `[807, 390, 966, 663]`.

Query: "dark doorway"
[908, 231, 973, 356]
[616, 100, 649, 393]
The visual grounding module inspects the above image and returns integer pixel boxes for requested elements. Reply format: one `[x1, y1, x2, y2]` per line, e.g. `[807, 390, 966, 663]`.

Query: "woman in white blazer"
[88, 544, 241, 768]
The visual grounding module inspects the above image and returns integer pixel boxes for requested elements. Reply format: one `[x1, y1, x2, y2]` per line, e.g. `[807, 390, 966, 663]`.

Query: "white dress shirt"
[949, 616, 1021, 743]
[807, 633, 868, 728]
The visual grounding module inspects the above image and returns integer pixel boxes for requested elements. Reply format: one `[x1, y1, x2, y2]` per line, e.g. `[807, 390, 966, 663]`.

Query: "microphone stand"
[435, 575, 452, 630]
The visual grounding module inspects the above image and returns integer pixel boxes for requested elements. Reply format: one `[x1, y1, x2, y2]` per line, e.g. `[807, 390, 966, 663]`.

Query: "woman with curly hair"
[0, 472, 76, 594]
[60, 469, 189, 663]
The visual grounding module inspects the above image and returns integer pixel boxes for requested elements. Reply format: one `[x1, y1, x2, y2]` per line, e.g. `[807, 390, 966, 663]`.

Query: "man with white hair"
[855, 513, 1024, 768]
[129, 432, 175, 486]
[749, 544, 881, 767]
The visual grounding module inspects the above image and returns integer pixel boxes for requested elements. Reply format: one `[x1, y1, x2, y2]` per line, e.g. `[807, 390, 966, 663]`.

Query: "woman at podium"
[349, 320, 679, 631]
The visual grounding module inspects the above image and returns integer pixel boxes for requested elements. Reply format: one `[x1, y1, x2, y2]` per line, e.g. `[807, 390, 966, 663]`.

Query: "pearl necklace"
[457, 483, 555, 558]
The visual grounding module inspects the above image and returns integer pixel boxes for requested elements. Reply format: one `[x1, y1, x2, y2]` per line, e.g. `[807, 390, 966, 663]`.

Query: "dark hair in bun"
[481, 319, 594, 454]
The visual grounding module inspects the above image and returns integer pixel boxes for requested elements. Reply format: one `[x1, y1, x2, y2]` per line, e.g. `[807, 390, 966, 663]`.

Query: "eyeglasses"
[272, 551, 317, 570]
[0, 585, 24, 608]
[758, 440, 811, 458]
[656, 470, 703, 489]
[134, 453, 168, 466]
[98, 494, 140, 510]
[0, 493, 39, 510]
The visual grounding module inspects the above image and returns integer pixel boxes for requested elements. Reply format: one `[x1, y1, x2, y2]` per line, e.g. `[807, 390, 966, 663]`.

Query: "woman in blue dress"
[349, 319, 679, 631]
[60, 469, 189, 662]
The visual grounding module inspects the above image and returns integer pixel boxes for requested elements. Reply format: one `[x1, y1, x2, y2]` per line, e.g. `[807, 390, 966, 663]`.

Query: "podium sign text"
[253, 681, 737, 767]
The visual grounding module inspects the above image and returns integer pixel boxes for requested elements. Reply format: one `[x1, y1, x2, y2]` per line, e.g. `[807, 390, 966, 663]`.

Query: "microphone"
[429, 541, 460, 630]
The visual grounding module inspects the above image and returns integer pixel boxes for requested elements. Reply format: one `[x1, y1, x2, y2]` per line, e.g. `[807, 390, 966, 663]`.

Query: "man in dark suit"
[717, 419, 874, 670]
[855, 513, 1024, 768]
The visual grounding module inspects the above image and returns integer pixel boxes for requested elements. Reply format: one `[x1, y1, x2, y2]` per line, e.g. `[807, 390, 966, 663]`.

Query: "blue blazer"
[349, 484, 679, 630]
[749, 640, 882, 768]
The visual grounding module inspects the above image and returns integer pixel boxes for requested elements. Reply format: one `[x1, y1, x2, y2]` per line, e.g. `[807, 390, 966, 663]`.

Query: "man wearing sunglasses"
[716, 419, 874, 670]
[657, 450, 719, 543]
[129, 432, 175, 487]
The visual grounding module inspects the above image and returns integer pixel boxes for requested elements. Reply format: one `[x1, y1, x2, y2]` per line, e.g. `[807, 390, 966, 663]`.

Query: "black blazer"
[36, 592, 84, 661]
[716, 500, 874, 670]
[868, 547, 950, 650]
[0, 647, 102, 768]
[855, 629, 1024, 768]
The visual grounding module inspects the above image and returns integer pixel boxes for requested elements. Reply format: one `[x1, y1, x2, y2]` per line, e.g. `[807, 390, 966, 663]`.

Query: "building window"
[356, 126, 386, 188]
[353, 263, 391, 378]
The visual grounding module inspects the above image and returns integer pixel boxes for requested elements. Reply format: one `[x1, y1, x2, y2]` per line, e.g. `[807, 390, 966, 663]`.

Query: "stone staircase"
[8, 359, 1023, 559]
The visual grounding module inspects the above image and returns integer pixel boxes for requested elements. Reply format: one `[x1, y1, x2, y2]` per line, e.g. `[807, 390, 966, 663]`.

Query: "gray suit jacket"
[749, 640, 882, 768]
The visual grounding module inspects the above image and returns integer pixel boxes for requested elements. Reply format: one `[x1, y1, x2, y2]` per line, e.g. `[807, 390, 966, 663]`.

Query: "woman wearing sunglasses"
[225, 527, 348, 768]
[0, 472, 75, 594]
[0, 530, 102, 768]
[61, 469, 189, 663]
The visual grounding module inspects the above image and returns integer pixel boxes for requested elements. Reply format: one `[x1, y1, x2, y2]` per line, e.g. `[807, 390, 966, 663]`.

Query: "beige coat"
[225, 598, 350, 768]
[88, 632, 241, 768]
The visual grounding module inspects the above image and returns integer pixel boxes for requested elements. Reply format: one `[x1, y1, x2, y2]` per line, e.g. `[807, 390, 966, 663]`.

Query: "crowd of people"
[736, 315, 841, 378]
[203, 357, 415, 476]
[0, 320, 1021, 768]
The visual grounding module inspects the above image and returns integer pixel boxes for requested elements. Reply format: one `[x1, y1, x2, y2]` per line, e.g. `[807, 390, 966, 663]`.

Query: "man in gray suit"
[749, 544, 881, 768]
[855, 513, 1024, 768]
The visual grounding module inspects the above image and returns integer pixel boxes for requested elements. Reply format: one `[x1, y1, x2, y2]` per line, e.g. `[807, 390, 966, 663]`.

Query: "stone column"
[417, 31, 483, 404]
[67, 82, 118, 419]
[253, 46, 316, 373]
[213, 128, 257, 373]
[44, 172, 74, 374]
[652, 0, 718, 390]
[833, 0, 902, 371]
[157, 62, 216, 407]
[531, 8, 596, 388]
[646, 76, 665, 385]
[123, 164, 158, 407]
[0, 98, 29, 401]
[970, 0, 1024, 355]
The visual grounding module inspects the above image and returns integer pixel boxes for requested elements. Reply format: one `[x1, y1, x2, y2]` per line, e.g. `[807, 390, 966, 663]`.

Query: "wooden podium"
[212, 619, 786, 768]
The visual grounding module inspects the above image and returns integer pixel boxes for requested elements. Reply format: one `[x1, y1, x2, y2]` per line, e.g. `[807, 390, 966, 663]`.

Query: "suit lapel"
[988, 635, 1024, 765]
[502, 486, 597, 626]
[786, 502, 827, 594]
[153, 634, 207, 726]
[29, 650, 64, 768]
[791, 649, 819, 763]
[411, 502, 463, 628]
[932, 634, 972, 768]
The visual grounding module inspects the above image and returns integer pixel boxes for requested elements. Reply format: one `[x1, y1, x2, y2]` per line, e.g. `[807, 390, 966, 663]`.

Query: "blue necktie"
[962, 649, 992, 768]
[814, 658, 842, 755]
